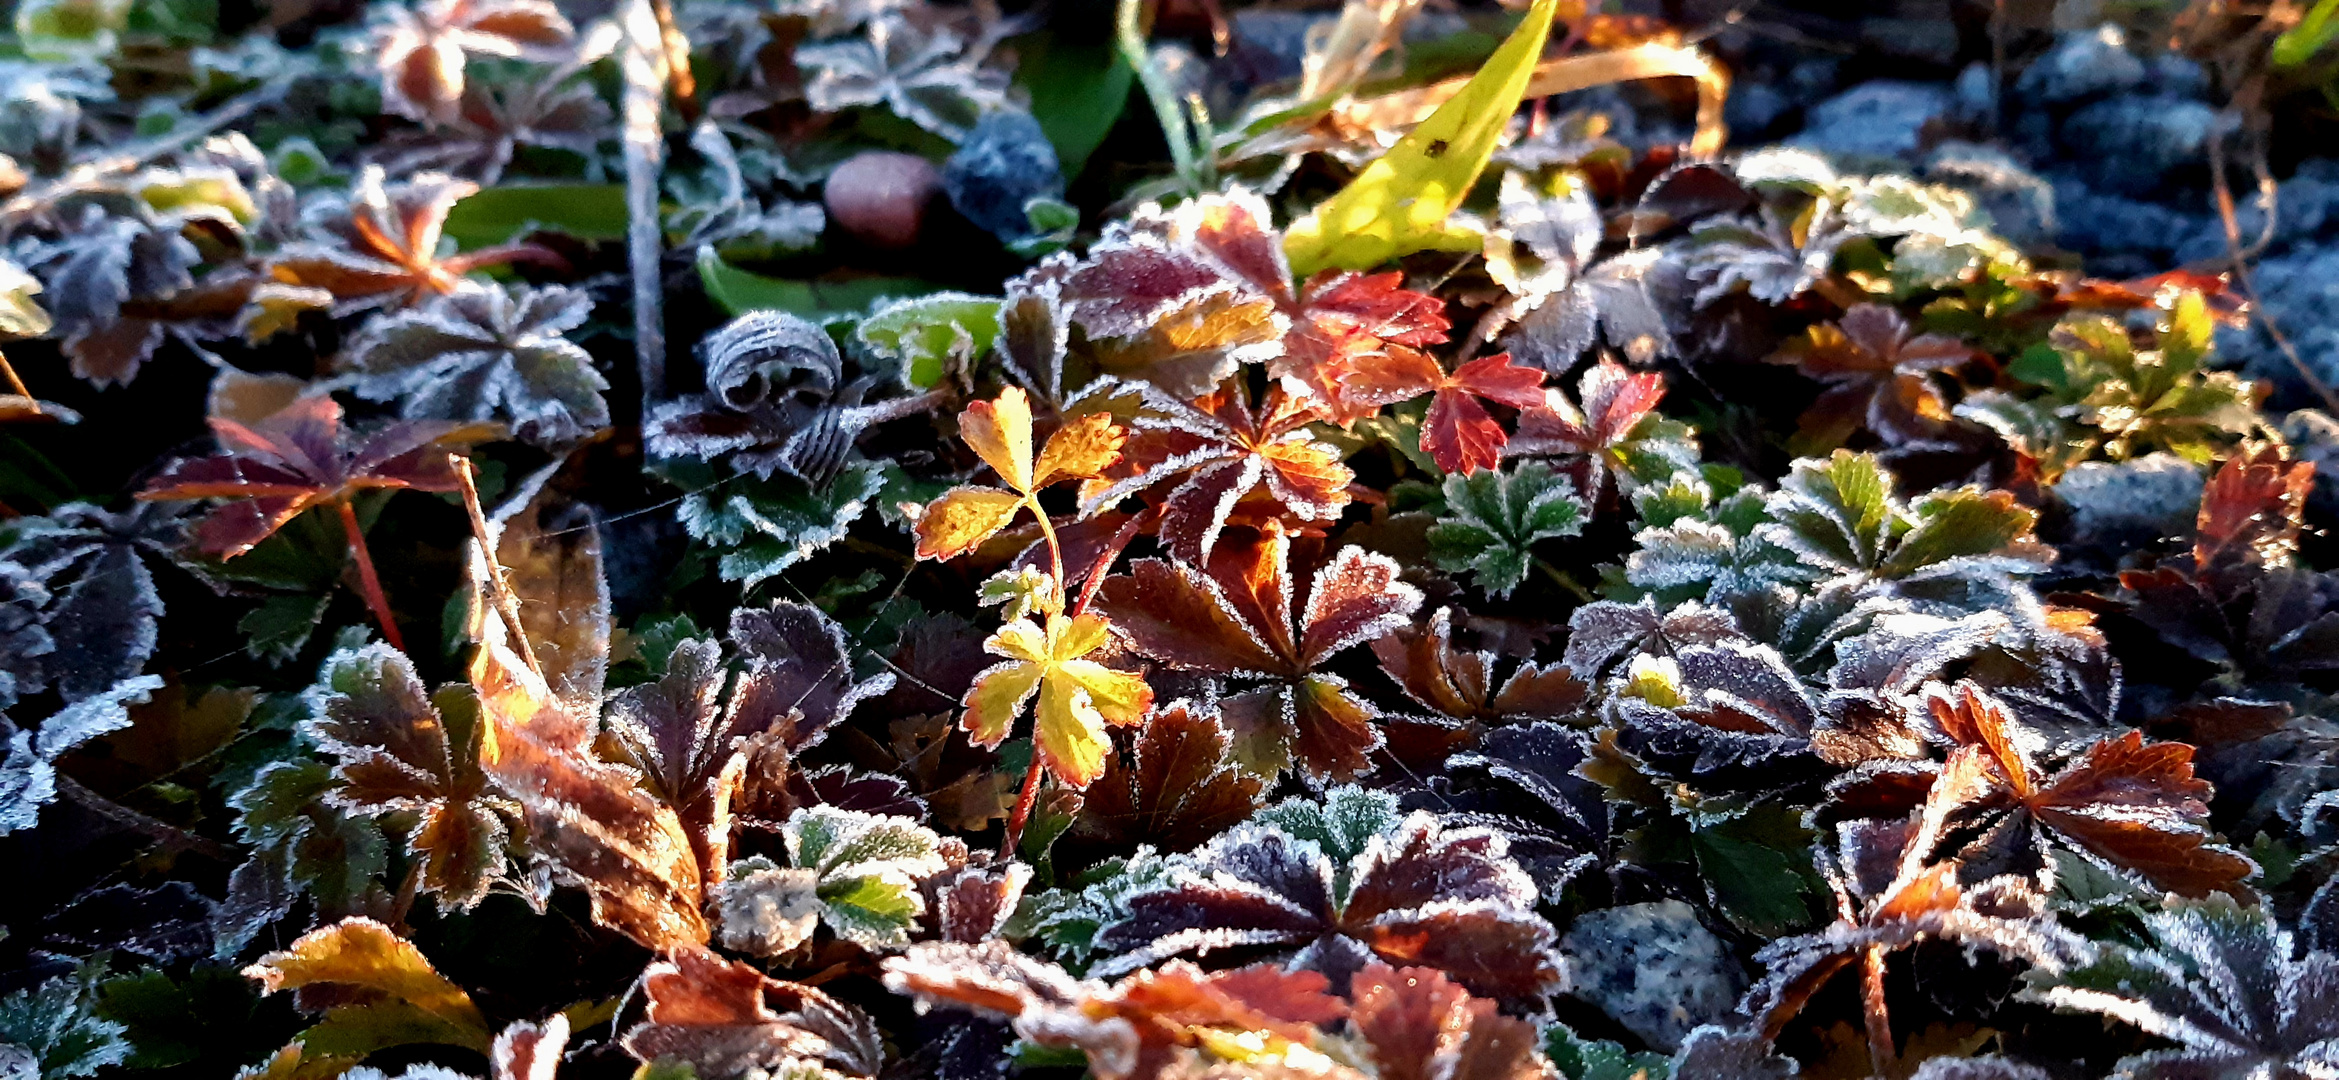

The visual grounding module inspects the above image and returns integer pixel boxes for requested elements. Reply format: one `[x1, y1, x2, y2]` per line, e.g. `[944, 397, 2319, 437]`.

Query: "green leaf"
[782, 805, 949, 949]
[240, 592, 333, 665]
[696, 248, 939, 319]
[442, 184, 628, 248]
[2274, 0, 2339, 66]
[13, 0, 132, 61]
[1544, 1022, 1671, 1080]
[674, 460, 886, 589]
[855, 292, 1003, 388]
[1686, 802, 1821, 937]
[94, 965, 269, 1072]
[1879, 487, 2038, 578]
[0, 963, 129, 1079]
[1281, 0, 1556, 276]
[1012, 31, 1135, 180]
[1426, 461, 1587, 597]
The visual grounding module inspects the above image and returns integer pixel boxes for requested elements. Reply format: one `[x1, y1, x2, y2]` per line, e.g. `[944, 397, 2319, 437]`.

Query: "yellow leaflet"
[1282, 0, 1557, 278]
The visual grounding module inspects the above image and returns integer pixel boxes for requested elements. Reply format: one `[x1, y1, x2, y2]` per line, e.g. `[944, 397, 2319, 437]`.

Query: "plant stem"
[1860, 943, 1895, 1078]
[0, 346, 34, 409]
[1117, 0, 1200, 187]
[336, 498, 406, 653]
[1027, 496, 1068, 612]
[1000, 747, 1047, 859]
[1070, 510, 1149, 621]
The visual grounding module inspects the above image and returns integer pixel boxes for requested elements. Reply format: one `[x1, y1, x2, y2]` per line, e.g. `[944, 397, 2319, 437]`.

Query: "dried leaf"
[241, 917, 492, 1058]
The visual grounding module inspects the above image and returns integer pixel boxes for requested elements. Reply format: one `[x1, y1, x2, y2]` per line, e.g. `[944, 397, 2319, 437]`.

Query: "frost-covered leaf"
[470, 640, 708, 950]
[1910, 683, 2256, 898]
[271, 169, 545, 314]
[622, 945, 884, 1079]
[0, 561, 54, 711]
[1342, 351, 1547, 475]
[241, 917, 492, 1058]
[1767, 304, 1971, 451]
[797, 12, 1013, 141]
[302, 644, 512, 909]
[1744, 753, 2081, 1074]
[1098, 533, 1420, 781]
[0, 674, 163, 835]
[1404, 722, 1608, 901]
[1349, 962, 1544, 1080]
[960, 611, 1152, 789]
[1093, 791, 1562, 998]
[857, 292, 1002, 389]
[678, 459, 886, 588]
[781, 805, 950, 949]
[3, 502, 185, 703]
[2018, 897, 2338, 1080]
[1055, 189, 1448, 416]
[882, 940, 1343, 1080]
[0, 963, 129, 1080]
[1426, 461, 1587, 598]
[1071, 700, 1265, 854]
[1371, 606, 1588, 726]
[139, 395, 492, 558]
[1086, 382, 1354, 562]
[374, 0, 574, 124]
[342, 282, 608, 446]
[1508, 359, 1693, 500]
[1756, 451, 2047, 591]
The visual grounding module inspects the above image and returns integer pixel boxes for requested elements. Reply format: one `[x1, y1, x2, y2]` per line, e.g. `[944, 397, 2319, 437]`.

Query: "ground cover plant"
[2, 0, 2337, 1077]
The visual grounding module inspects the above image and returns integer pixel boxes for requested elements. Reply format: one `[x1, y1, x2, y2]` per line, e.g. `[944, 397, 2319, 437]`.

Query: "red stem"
[336, 498, 406, 653]
[1000, 749, 1047, 859]
[1069, 510, 1151, 621]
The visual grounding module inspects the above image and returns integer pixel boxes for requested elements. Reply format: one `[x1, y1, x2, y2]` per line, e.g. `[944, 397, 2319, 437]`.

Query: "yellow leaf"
[243, 917, 493, 1058]
[1282, 0, 1559, 278]
[914, 486, 1026, 561]
[1056, 658, 1153, 725]
[962, 386, 1037, 493]
[1035, 676, 1113, 788]
[1034, 411, 1127, 490]
[962, 662, 1043, 746]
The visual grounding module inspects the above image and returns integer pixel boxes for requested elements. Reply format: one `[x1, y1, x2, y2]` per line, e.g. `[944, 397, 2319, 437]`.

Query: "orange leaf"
[1034, 411, 1127, 490]
[962, 386, 1037, 493]
[915, 487, 1026, 561]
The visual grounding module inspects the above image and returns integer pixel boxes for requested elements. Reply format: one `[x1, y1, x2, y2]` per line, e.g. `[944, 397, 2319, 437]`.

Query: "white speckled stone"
[1560, 900, 1742, 1052]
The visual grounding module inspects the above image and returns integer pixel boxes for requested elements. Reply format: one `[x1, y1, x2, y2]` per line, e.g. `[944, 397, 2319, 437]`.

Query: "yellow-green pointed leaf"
[1281, 0, 1557, 277]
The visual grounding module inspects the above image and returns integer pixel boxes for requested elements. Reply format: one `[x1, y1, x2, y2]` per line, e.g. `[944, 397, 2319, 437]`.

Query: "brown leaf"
[1348, 963, 1542, 1080]
[622, 945, 883, 1078]
[1073, 701, 1265, 853]
[472, 641, 708, 949]
[2193, 444, 2313, 574]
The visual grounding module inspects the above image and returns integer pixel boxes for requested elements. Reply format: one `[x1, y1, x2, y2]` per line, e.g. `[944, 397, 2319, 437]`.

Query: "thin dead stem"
[2209, 119, 2339, 415]
[453, 453, 546, 680]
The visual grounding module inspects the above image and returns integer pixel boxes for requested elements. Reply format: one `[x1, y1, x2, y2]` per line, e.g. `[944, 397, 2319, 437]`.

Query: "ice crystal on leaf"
[622, 945, 884, 1079]
[1424, 461, 1588, 598]
[1087, 382, 1354, 564]
[2019, 897, 2339, 1080]
[1091, 789, 1564, 999]
[1098, 530, 1420, 781]
[373, 0, 575, 125]
[301, 644, 513, 909]
[1054, 189, 1449, 413]
[1505, 359, 1693, 503]
[883, 940, 1345, 1080]
[341, 282, 607, 446]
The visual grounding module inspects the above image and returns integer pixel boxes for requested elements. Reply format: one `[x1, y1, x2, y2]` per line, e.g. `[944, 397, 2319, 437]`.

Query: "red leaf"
[1348, 964, 1543, 1080]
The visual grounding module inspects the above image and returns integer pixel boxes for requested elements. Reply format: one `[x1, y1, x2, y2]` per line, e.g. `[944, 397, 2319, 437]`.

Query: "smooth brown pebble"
[824, 151, 942, 251]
